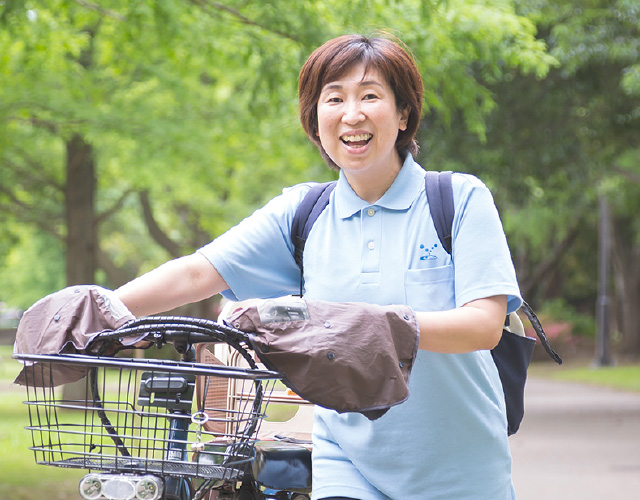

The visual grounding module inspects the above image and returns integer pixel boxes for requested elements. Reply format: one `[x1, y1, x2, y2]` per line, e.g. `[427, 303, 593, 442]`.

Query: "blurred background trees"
[420, 0, 640, 353]
[1, 0, 638, 355]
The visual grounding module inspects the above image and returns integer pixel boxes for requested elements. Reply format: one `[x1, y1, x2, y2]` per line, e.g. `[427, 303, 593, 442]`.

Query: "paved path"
[510, 377, 640, 500]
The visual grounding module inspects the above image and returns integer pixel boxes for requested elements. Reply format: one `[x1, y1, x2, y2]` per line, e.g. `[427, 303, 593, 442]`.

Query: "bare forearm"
[416, 295, 507, 353]
[115, 253, 227, 317]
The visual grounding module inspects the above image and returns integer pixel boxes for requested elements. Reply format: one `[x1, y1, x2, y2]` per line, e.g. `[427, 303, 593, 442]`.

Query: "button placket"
[361, 206, 382, 276]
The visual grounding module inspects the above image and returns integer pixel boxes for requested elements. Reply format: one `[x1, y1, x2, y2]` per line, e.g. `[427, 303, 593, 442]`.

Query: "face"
[316, 63, 409, 181]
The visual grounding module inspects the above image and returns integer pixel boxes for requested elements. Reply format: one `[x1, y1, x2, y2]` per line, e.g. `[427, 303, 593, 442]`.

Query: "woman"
[116, 34, 522, 499]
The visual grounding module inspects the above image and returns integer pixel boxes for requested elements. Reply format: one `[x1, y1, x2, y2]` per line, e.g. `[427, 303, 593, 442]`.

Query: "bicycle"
[14, 316, 313, 500]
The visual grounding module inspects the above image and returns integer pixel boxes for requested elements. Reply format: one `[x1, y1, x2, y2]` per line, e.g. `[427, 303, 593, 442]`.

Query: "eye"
[363, 93, 379, 100]
[327, 96, 343, 103]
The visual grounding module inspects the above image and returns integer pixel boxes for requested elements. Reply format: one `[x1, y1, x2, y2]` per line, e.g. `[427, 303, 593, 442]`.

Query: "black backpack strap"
[425, 171, 454, 255]
[520, 301, 563, 364]
[290, 181, 337, 295]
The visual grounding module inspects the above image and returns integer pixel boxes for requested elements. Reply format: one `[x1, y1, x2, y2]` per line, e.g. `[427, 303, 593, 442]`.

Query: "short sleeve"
[451, 176, 522, 313]
[198, 184, 312, 301]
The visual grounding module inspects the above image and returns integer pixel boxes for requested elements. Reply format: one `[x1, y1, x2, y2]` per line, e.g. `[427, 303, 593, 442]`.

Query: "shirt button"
[367, 241, 375, 250]
[367, 208, 375, 217]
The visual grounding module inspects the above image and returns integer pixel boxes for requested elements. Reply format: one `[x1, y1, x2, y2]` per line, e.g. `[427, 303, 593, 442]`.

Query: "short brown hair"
[299, 34, 423, 170]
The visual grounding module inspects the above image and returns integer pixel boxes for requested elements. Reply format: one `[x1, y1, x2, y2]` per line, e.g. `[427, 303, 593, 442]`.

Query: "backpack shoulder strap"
[425, 171, 454, 255]
[424, 171, 562, 365]
[291, 181, 337, 293]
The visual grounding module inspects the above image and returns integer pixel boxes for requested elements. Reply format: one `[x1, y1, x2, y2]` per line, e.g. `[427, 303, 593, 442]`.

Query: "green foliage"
[420, 0, 639, 321]
[387, 0, 558, 140]
[0, 225, 65, 310]
[0, 0, 559, 309]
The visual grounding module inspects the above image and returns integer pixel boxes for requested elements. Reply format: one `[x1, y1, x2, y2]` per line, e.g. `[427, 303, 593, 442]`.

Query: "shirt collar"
[334, 154, 425, 219]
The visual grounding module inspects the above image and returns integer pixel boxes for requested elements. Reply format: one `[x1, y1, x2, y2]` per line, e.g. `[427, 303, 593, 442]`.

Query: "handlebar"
[96, 315, 249, 346]
[88, 315, 254, 362]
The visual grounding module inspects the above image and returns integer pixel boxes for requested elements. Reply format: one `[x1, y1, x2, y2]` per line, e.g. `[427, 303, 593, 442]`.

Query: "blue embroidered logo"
[420, 243, 438, 260]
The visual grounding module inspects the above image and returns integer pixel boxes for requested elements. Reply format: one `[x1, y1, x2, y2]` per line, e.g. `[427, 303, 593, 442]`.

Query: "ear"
[398, 106, 410, 131]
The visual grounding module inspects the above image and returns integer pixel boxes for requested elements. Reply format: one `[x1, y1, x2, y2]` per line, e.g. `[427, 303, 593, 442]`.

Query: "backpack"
[290, 171, 562, 435]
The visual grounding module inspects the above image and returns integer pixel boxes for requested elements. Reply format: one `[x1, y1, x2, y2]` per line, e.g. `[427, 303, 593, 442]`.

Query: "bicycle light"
[135, 476, 163, 500]
[79, 474, 163, 500]
[79, 474, 102, 500]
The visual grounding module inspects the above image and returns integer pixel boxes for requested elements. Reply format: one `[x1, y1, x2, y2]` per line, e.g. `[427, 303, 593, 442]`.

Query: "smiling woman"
[115, 33, 522, 500]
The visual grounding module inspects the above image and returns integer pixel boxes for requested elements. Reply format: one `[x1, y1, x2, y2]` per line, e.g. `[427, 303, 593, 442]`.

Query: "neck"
[343, 153, 404, 204]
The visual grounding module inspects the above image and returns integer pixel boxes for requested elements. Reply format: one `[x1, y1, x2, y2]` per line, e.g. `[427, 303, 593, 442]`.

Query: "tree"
[418, 0, 640, 352]
[0, 0, 556, 317]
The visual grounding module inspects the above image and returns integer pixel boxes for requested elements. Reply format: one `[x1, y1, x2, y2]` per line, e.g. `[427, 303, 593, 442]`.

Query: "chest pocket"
[404, 265, 455, 311]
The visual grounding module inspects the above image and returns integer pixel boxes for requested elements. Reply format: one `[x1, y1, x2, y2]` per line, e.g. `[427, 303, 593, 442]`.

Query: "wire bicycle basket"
[16, 352, 280, 486]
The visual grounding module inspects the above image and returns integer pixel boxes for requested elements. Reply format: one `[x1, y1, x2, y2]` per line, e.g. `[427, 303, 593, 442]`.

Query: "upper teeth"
[342, 134, 372, 142]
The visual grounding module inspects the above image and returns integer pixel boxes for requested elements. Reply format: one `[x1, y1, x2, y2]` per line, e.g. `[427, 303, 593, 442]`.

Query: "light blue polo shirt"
[199, 154, 522, 500]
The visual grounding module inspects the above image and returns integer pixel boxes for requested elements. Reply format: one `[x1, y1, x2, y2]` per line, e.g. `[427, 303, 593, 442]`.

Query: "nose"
[341, 98, 365, 125]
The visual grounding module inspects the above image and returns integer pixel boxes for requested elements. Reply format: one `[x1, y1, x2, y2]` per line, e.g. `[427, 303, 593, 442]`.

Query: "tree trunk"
[63, 133, 96, 400]
[612, 217, 640, 356]
[65, 134, 96, 286]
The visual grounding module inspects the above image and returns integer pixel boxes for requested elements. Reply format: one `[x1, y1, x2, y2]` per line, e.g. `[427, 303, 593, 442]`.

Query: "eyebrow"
[321, 80, 385, 92]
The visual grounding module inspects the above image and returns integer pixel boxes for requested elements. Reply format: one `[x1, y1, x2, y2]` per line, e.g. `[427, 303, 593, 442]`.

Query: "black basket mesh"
[16, 354, 278, 482]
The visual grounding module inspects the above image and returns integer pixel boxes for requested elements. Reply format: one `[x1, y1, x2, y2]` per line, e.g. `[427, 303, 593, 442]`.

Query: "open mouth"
[340, 133, 372, 147]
